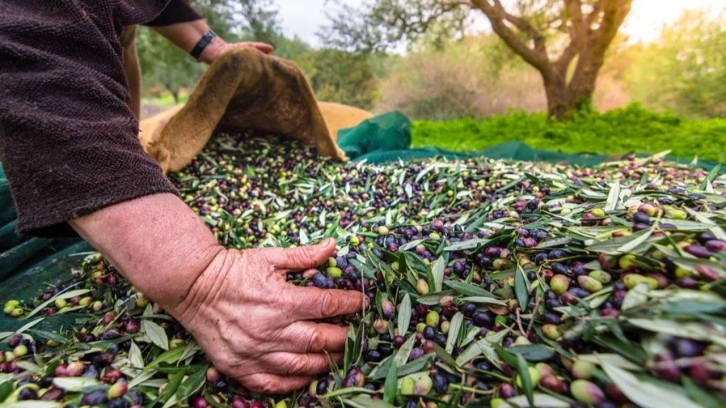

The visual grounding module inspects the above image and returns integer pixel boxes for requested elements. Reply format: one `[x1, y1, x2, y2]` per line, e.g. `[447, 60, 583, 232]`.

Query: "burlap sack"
[138, 48, 372, 173]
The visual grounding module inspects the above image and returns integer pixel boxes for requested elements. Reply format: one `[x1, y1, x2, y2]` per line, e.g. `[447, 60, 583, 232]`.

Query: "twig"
[526, 296, 543, 335]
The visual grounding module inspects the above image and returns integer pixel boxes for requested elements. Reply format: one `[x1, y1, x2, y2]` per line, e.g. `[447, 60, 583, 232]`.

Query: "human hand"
[71, 195, 361, 393]
[167, 239, 366, 394]
[199, 40, 274, 64]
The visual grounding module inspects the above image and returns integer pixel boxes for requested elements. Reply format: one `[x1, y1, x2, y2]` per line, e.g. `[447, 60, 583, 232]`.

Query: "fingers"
[264, 239, 336, 271]
[262, 352, 343, 376]
[241, 373, 313, 394]
[250, 42, 274, 54]
[290, 286, 366, 320]
[278, 321, 350, 353]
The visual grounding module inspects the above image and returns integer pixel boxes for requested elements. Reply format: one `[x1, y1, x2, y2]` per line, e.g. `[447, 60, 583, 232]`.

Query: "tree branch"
[586, 0, 604, 28]
[564, 0, 587, 48]
[470, 0, 550, 74]
[567, 0, 631, 93]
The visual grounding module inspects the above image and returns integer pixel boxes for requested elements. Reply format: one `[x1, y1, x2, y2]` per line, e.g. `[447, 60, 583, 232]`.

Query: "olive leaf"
[432, 256, 445, 292]
[515, 264, 530, 311]
[0, 382, 14, 403]
[393, 334, 417, 368]
[506, 394, 570, 408]
[128, 340, 144, 369]
[586, 230, 652, 255]
[507, 344, 555, 362]
[461, 296, 507, 306]
[51, 377, 101, 392]
[157, 371, 185, 405]
[343, 395, 396, 408]
[433, 343, 458, 368]
[397, 355, 434, 377]
[383, 360, 398, 404]
[514, 353, 534, 407]
[145, 346, 186, 371]
[397, 294, 411, 336]
[10, 318, 44, 337]
[444, 280, 496, 297]
[456, 329, 509, 367]
[681, 376, 725, 408]
[4, 402, 64, 408]
[417, 291, 456, 305]
[175, 365, 208, 403]
[578, 353, 642, 371]
[141, 320, 169, 351]
[622, 283, 650, 311]
[444, 239, 491, 252]
[23, 289, 90, 320]
[602, 363, 700, 408]
[446, 312, 464, 353]
[628, 319, 726, 348]
[700, 164, 721, 191]
[604, 181, 621, 211]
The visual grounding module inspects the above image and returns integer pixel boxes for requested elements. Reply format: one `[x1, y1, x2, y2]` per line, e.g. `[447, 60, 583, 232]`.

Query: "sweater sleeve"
[145, 0, 203, 27]
[0, 1, 178, 238]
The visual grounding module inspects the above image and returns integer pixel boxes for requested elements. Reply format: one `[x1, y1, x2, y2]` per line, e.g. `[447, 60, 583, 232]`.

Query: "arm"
[151, 19, 274, 65]
[1, 1, 361, 394]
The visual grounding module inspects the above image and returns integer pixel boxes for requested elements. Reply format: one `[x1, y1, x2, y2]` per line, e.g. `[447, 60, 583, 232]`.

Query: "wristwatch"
[190, 30, 217, 60]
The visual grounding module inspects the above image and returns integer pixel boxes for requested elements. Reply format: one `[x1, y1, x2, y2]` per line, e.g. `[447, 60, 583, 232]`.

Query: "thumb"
[266, 239, 336, 271]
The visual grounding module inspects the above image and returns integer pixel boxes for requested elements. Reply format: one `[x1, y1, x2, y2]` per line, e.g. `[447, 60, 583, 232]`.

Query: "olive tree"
[321, 0, 632, 120]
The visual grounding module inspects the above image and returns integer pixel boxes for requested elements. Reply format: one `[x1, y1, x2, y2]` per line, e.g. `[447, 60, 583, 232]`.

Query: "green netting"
[0, 165, 91, 331]
[337, 111, 412, 159]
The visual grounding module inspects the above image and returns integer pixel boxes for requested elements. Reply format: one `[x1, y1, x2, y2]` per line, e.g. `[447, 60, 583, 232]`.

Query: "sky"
[273, 0, 724, 47]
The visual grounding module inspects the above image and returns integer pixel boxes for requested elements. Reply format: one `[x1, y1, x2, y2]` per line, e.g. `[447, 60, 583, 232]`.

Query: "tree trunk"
[472, 0, 632, 121]
[542, 61, 600, 120]
[542, 70, 570, 120]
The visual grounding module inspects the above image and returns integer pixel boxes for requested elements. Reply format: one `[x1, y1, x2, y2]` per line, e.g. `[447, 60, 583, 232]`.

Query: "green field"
[411, 104, 726, 163]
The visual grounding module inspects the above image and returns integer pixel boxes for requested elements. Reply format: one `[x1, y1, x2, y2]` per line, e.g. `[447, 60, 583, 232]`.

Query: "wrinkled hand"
[167, 239, 365, 394]
[200, 41, 274, 64]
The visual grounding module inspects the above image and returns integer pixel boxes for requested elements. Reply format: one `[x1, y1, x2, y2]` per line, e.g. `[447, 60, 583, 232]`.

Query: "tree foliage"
[298, 49, 378, 109]
[322, 0, 632, 120]
[626, 9, 726, 118]
[228, 0, 282, 44]
[137, 0, 282, 102]
[137, 26, 205, 103]
[137, 0, 378, 109]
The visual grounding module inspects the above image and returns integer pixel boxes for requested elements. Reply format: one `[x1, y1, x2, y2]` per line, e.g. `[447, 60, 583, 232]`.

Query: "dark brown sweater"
[0, 0, 201, 237]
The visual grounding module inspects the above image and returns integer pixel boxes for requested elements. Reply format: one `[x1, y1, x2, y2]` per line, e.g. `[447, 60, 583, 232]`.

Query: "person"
[0, 0, 365, 394]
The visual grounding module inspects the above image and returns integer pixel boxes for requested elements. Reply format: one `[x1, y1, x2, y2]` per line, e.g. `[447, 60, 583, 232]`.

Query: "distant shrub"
[412, 104, 726, 162]
[375, 35, 630, 120]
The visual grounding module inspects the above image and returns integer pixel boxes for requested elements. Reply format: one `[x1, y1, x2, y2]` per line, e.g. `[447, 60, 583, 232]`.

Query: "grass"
[411, 104, 726, 163]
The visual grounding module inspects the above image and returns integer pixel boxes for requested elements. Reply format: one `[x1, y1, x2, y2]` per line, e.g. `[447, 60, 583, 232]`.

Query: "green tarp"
[1, 111, 723, 331]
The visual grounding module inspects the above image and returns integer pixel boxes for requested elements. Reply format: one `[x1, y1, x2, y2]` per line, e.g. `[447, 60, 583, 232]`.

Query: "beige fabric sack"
[138, 48, 372, 174]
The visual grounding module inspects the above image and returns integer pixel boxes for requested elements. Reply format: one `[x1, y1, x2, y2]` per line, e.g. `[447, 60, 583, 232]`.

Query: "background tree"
[322, 0, 633, 120]
[626, 9, 726, 118]
[230, 0, 283, 45]
[297, 49, 378, 109]
[137, 0, 379, 111]
[137, 28, 205, 104]
[137, 0, 236, 105]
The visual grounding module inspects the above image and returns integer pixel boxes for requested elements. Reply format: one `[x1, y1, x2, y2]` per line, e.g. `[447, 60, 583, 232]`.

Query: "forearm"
[151, 20, 227, 65]
[69, 193, 223, 309]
